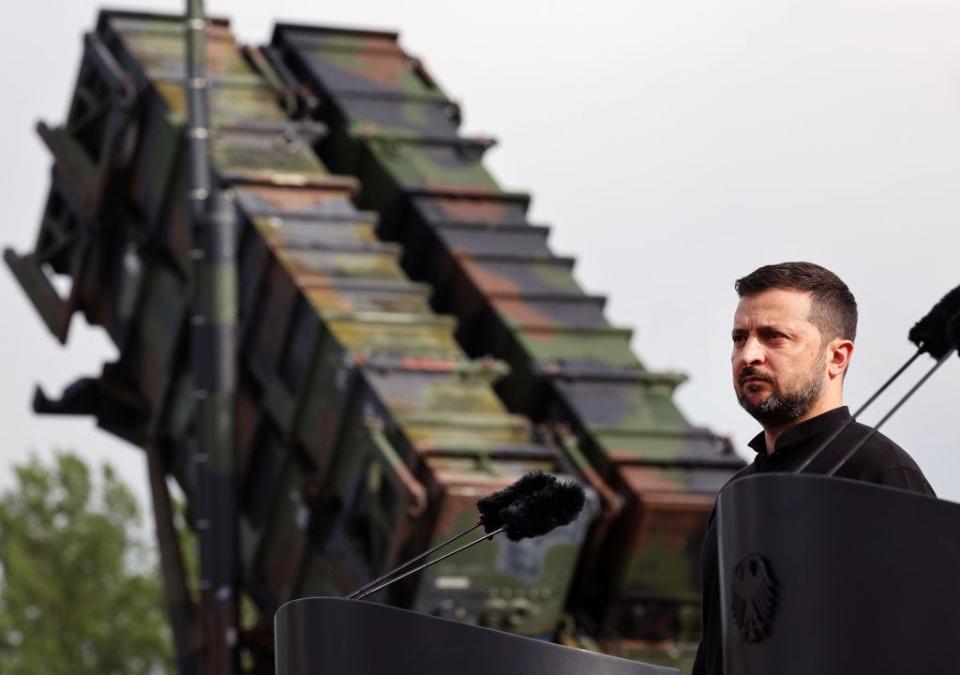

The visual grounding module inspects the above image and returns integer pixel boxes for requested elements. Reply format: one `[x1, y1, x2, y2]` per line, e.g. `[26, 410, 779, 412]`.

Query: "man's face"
[731, 288, 828, 428]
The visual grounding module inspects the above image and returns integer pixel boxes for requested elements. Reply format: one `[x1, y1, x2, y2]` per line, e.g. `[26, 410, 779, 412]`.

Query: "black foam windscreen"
[477, 470, 554, 533]
[499, 479, 586, 542]
[908, 285, 960, 359]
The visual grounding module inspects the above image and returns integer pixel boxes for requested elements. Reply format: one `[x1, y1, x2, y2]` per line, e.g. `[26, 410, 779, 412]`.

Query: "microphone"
[908, 284, 960, 359]
[476, 470, 556, 533]
[347, 470, 558, 600]
[347, 472, 585, 601]
[497, 475, 585, 541]
[796, 283, 960, 475]
[823, 348, 953, 476]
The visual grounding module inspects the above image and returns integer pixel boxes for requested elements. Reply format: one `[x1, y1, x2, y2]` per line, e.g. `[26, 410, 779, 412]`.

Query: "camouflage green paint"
[270, 23, 745, 666]
[233, 182, 589, 632]
[7, 9, 743, 675]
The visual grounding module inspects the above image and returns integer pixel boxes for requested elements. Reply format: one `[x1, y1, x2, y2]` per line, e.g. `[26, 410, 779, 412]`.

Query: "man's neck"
[762, 399, 844, 455]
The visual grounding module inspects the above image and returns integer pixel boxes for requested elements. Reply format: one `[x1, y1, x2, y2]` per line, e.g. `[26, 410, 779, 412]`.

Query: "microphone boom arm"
[355, 527, 505, 601]
[824, 350, 952, 476]
[795, 349, 923, 474]
[346, 522, 483, 600]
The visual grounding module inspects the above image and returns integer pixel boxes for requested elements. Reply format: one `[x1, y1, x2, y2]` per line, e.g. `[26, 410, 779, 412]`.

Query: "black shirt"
[691, 406, 934, 675]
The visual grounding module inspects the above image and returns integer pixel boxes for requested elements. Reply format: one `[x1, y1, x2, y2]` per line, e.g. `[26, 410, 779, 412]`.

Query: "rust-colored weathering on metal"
[7, 9, 743, 675]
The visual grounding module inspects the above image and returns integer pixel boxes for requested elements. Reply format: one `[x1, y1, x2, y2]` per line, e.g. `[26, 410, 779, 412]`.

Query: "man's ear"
[827, 338, 854, 378]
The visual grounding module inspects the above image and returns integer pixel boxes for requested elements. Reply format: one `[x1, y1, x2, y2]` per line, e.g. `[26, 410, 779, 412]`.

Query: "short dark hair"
[735, 262, 858, 342]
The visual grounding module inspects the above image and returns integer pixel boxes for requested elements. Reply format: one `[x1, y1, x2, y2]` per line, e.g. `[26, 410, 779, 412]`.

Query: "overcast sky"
[2, 0, 958, 504]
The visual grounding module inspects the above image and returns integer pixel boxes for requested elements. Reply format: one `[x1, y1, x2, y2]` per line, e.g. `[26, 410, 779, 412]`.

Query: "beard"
[736, 363, 825, 428]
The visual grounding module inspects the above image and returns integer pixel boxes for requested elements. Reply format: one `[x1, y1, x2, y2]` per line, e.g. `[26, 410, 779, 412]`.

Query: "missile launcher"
[7, 9, 743, 673]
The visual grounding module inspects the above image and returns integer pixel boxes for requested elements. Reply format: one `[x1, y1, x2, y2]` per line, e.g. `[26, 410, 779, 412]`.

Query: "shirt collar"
[747, 406, 852, 456]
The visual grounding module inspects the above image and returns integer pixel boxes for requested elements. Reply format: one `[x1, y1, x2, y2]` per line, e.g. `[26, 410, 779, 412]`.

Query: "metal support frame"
[186, 2, 239, 672]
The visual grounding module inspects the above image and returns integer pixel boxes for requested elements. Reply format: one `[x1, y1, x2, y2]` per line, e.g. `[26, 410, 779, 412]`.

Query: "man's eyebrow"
[732, 323, 790, 334]
[757, 324, 795, 336]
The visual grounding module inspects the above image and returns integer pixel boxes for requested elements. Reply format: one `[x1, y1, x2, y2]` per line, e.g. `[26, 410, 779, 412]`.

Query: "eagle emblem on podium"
[730, 554, 780, 643]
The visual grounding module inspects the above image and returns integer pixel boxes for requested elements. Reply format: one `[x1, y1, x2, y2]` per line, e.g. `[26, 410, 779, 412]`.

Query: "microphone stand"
[346, 470, 575, 601]
[824, 350, 953, 476]
[794, 349, 923, 473]
[355, 527, 505, 601]
[797, 292, 960, 475]
[345, 472, 585, 600]
[346, 522, 483, 600]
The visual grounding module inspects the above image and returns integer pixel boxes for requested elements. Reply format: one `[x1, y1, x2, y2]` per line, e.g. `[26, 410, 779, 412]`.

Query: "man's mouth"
[738, 374, 774, 392]
[737, 367, 773, 384]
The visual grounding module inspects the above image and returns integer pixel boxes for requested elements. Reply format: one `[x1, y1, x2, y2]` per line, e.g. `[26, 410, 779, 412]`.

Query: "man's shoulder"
[726, 461, 759, 486]
[703, 463, 759, 527]
[838, 421, 934, 494]
[715, 461, 762, 498]
[842, 421, 922, 470]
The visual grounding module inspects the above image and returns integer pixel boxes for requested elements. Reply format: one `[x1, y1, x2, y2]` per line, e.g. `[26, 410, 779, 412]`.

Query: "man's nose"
[737, 336, 765, 366]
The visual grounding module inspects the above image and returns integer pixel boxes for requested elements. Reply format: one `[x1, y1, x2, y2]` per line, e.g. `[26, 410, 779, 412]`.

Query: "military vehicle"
[6, 8, 744, 674]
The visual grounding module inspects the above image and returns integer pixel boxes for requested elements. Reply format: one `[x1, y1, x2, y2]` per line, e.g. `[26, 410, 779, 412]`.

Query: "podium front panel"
[275, 597, 677, 675]
[718, 474, 960, 675]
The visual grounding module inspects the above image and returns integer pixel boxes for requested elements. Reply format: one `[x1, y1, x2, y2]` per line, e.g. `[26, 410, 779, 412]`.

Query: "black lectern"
[717, 474, 959, 674]
[275, 597, 677, 675]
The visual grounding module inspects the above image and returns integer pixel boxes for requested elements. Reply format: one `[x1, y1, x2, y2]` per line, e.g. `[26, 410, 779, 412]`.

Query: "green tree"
[0, 451, 173, 674]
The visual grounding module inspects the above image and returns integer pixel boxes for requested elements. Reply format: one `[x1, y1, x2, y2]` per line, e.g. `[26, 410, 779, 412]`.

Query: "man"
[691, 261, 934, 675]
